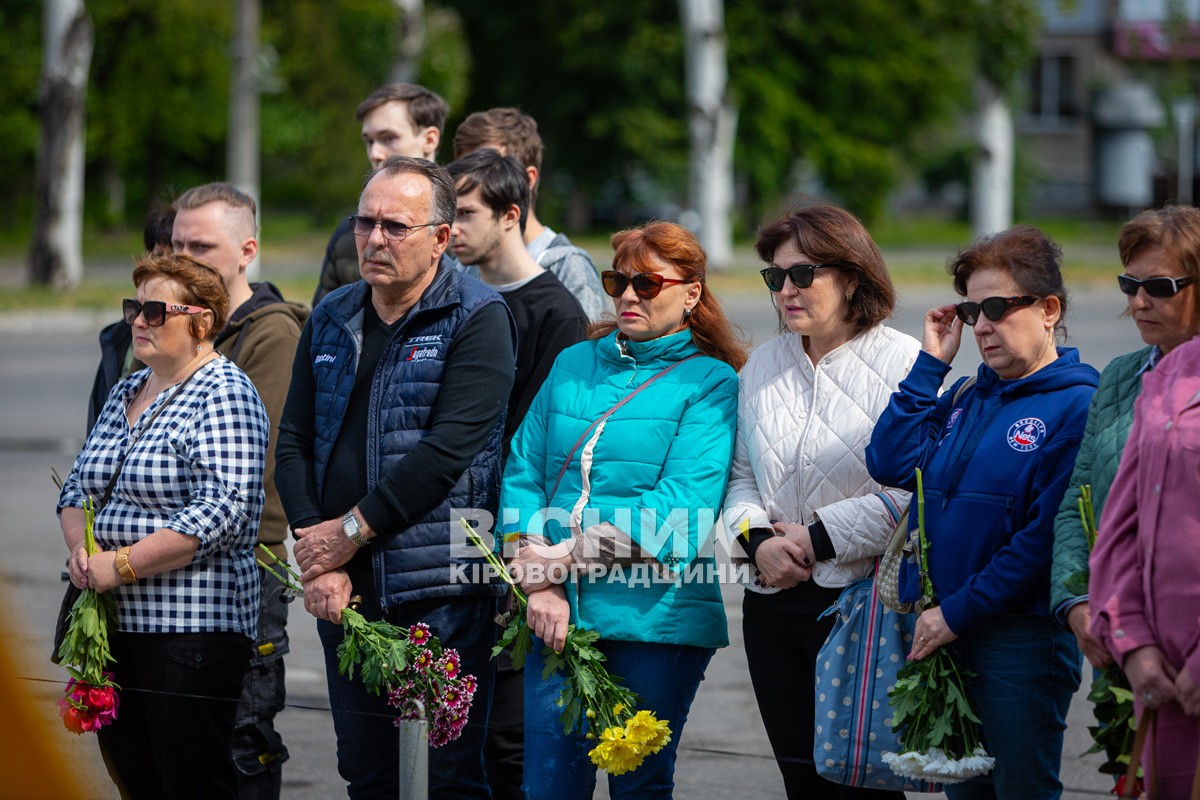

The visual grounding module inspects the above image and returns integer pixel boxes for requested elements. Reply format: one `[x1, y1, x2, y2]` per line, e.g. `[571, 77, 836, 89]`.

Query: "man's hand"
[754, 537, 811, 590]
[294, 518, 359, 581]
[303, 569, 353, 624]
[1066, 603, 1113, 668]
[527, 585, 570, 653]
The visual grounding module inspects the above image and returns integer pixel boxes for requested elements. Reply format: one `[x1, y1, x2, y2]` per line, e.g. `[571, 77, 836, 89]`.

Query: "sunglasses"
[954, 295, 1037, 326]
[601, 270, 692, 299]
[1117, 273, 1195, 298]
[123, 299, 208, 328]
[759, 264, 835, 292]
[349, 214, 438, 243]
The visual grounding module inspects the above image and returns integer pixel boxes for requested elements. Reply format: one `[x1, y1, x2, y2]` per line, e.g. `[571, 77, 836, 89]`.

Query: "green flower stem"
[460, 519, 528, 609]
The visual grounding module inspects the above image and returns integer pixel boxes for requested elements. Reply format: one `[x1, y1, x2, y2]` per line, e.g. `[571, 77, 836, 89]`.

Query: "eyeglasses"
[759, 264, 835, 292]
[123, 299, 208, 328]
[954, 295, 1037, 326]
[601, 270, 693, 299]
[1117, 273, 1195, 298]
[349, 214, 438, 243]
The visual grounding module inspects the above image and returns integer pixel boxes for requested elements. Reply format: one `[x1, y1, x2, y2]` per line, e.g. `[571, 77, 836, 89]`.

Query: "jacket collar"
[598, 327, 699, 368]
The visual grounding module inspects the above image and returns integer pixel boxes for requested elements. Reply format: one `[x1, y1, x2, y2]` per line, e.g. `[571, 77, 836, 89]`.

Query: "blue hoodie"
[866, 348, 1098, 635]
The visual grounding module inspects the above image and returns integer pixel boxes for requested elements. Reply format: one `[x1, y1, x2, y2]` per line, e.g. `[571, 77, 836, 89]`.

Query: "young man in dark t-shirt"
[446, 148, 587, 800]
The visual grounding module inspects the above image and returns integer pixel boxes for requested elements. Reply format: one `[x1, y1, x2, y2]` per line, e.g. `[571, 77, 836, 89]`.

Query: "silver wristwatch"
[342, 511, 368, 548]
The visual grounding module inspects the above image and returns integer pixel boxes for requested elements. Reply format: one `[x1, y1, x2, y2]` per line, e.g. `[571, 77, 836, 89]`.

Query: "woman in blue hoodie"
[501, 221, 747, 799]
[866, 225, 1098, 799]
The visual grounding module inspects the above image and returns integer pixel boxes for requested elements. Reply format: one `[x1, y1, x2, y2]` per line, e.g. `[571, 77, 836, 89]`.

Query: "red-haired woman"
[501, 221, 746, 798]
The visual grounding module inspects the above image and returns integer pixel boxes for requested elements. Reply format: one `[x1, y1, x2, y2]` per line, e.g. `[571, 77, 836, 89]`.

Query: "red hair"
[591, 221, 747, 370]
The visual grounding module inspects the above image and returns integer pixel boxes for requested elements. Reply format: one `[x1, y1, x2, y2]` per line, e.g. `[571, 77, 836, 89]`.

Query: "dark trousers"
[233, 569, 291, 800]
[484, 650, 523, 800]
[317, 587, 499, 800]
[743, 598, 903, 800]
[98, 630, 252, 800]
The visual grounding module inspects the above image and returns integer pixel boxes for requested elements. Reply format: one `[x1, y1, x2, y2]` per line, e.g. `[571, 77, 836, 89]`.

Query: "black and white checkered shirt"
[58, 357, 268, 638]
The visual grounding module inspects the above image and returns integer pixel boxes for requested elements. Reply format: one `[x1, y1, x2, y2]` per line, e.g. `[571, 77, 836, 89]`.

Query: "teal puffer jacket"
[1050, 346, 1152, 616]
[500, 329, 738, 649]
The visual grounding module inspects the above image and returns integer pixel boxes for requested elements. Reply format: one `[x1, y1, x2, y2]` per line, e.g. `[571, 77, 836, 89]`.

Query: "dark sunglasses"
[954, 295, 1037, 326]
[348, 214, 437, 243]
[601, 270, 692, 299]
[1117, 273, 1195, 298]
[759, 264, 835, 292]
[123, 299, 208, 327]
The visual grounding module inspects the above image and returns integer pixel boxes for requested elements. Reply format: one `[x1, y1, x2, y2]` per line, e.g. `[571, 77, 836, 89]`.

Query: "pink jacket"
[1090, 335, 1200, 679]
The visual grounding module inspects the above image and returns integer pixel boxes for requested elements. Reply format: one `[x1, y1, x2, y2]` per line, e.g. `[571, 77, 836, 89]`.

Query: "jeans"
[743, 598, 904, 800]
[523, 637, 714, 800]
[233, 567, 291, 800]
[317, 586, 499, 800]
[945, 615, 1081, 800]
[98, 630, 252, 800]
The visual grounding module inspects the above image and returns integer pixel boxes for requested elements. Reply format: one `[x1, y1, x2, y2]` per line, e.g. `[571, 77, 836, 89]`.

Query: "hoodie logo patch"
[314, 354, 336, 365]
[404, 340, 443, 362]
[1007, 417, 1046, 452]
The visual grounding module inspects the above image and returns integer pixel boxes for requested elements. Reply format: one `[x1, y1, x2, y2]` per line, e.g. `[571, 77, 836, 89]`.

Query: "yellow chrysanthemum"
[589, 733, 645, 776]
[623, 710, 672, 753]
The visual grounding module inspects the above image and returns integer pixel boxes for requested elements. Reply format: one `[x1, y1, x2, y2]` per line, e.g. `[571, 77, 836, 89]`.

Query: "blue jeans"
[523, 637, 714, 800]
[317, 588, 499, 800]
[945, 615, 1081, 800]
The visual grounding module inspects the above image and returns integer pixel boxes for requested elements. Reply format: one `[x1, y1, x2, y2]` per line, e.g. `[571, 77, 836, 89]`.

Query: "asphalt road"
[0, 279, 1130, 799]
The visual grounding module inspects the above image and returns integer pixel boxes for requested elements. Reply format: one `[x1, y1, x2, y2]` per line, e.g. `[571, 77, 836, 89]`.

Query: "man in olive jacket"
[173, 182, 308, 800]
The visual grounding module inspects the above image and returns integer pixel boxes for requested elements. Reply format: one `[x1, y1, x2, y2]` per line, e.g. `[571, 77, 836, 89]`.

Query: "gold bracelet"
[115, 546, 139, 584]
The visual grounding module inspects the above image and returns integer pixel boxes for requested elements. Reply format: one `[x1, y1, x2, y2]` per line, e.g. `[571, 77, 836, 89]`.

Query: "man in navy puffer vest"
[276, 156, 515, 798]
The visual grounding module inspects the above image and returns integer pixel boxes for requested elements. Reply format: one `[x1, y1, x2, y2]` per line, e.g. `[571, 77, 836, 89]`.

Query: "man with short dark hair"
[277, 156, 515, 798]
[172, 182, 308, 800]
[453, 107, 607, 321]
[313, 83, 451, 305]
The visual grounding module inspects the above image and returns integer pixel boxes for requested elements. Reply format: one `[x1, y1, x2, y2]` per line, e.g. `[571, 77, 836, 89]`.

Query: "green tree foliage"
[0, 5, 49, 232]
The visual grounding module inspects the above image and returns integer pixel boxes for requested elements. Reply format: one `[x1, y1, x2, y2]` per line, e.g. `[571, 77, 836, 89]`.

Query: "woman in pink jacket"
[1090, 333, 1200, 794]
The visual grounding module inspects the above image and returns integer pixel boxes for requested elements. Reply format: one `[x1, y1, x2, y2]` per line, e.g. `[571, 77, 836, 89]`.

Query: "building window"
[1029, 55, 1079, 122]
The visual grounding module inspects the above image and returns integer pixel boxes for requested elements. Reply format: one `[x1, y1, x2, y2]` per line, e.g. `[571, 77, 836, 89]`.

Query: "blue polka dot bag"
[813, 567, 941, 792]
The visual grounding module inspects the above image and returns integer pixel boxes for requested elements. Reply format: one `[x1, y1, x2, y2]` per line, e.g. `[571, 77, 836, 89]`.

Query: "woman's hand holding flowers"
[84, 550, 123, 593]
[754, 536, 811, 589]
[1065, 603, 1113, 668]
[527, 585, 570, 653]
[909, 606, 957, 660]
[923, 304, 963, 365]
[1123, 645, 1177, 710]
[511, 539, 576, 593]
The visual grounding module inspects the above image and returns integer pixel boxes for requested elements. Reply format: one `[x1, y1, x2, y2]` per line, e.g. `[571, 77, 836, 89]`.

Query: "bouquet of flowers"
[54, 495, 120, 734]
[257, 546, 476, 747]
[463, 520, 672, 776]
[1064, 485, 1138, 786]
[882, 469, 995, 782]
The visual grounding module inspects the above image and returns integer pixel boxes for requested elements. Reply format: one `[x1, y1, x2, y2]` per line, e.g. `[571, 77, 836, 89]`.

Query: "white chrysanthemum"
[881, 746, 995, 783]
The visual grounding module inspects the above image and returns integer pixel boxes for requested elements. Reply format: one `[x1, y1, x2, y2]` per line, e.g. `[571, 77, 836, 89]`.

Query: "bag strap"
[98, 362, 205, 508]
[547, 354, 702, 500]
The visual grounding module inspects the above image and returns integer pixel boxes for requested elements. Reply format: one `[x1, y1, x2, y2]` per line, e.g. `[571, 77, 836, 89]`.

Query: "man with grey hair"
[276, 156, 515, 797]
[313, 83, 451, 305]
[172, 182, 309, 799]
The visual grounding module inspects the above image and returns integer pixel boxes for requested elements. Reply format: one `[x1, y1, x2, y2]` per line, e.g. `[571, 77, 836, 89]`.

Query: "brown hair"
[132, 250, 229, 340]
[1118, 204, 1200, 283]
[356, 83, 449, 133]
[948, 224, 1068, 335]
[754, 204, 896, 330]
[175, 182, 257, 241]
[591, 221, 748, 370]
[453, 108, 543, 198]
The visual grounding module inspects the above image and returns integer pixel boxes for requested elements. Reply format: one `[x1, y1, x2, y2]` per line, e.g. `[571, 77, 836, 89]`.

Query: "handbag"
[876, 376, 977, 614]
[51, 365, 203, 664]
[813, 566, 941, 792]
[1120, 706, 1200, 800]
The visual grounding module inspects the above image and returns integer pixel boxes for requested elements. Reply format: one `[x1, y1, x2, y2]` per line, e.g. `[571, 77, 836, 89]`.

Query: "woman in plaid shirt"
[58, 250, 270, 800]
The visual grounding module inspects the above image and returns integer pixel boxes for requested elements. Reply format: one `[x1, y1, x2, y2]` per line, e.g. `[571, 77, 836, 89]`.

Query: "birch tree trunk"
[680, 0, 735, 269]
[30, 0, 92, 288]
[971, 78, 1014, 239]
[391, 0, 425, 84]
[229, 0, 261, 278]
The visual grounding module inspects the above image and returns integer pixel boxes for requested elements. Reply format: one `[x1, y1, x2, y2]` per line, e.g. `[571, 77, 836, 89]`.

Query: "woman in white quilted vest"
[723, 204, 919, 799]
